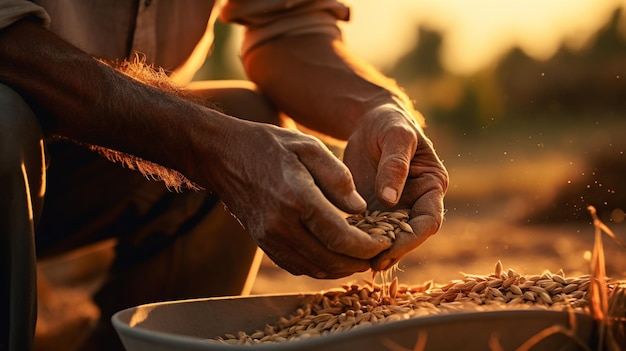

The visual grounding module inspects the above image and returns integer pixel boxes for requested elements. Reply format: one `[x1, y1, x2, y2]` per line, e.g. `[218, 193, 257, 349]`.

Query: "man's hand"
[243, 30, 448, 274]
[343, 104, 449, 271]
[200, 118, 392, 279]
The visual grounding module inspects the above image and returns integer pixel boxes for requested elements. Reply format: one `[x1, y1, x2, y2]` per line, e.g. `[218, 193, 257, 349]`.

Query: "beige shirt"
[0, 0, 350, 84]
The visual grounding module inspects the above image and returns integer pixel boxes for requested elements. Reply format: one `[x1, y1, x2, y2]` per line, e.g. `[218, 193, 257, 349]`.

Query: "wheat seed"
[212, 261, 611, 345]
[347, 209, 413, 241]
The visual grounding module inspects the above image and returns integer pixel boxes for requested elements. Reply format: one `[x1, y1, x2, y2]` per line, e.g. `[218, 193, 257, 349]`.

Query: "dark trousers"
[0, 81, 277, 351]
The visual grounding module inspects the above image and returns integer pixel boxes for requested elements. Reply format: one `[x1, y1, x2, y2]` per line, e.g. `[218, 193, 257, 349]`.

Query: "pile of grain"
[214, 261, 599, 345]
[213, 210, 616, 345]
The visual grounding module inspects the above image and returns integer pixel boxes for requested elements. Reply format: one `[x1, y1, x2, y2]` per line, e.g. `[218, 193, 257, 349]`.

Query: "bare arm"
[243, 34, 422, 140]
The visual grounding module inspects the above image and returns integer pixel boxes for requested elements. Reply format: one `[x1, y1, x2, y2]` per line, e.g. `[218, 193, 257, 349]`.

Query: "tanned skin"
[0, 18, 447, 278]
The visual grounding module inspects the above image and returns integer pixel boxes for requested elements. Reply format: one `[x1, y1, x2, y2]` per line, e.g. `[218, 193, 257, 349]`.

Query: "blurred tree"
[392, 26, 443, 79]
[385, 7, 626, 224]
[495, 8, 626, 224]
[497, 8, 626, 117]
[388, 27, 484, 132]
[386, 7, 626, 133]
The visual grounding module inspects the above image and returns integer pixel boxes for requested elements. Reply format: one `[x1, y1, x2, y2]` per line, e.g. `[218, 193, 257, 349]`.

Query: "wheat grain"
[213, 262, 611, 345]
[346, 209, 413, 241]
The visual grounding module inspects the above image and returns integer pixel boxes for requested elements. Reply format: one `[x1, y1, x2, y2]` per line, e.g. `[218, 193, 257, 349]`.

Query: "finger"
[262, 232, 373, 279]
[291, 179, 393, 260]
[296, 138, 367, 214]
[256, 214, 373, 279]
[270, 162, 391, 273]
[370, 187, 445, 271]
[376, 126, 417, 207]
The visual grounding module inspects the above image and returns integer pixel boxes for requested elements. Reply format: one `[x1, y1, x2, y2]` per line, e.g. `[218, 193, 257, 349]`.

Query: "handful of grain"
[346, 209, 414, 241]
[213, 261, 607, 345]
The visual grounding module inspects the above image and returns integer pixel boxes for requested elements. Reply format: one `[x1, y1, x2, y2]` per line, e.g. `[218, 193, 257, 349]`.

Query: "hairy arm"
[0, 18, 228, 187]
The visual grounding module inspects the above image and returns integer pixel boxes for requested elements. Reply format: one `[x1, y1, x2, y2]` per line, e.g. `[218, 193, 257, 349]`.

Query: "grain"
[212, 261, 611, 345]
[494, 260, 503, 278]
[346, 209, 413, 241]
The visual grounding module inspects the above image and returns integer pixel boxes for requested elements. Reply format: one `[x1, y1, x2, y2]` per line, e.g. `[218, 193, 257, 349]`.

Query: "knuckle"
[324, 234, 347, 253]
[385, 122, 417, 141]
[334, 166, 355, 188]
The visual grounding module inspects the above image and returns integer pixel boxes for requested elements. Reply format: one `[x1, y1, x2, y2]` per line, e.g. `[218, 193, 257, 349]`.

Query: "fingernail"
[348, 190, 366, 210]
[382, 187, 397, 203]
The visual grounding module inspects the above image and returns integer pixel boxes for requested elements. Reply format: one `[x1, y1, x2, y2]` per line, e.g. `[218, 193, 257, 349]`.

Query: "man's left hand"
[343, 103, 449, 271]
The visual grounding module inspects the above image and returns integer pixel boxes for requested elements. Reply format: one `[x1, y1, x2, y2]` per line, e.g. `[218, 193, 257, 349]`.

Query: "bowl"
[112, 293, 594, 351]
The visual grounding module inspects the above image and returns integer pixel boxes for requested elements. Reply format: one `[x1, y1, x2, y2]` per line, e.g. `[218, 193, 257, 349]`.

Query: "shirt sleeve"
[0, 0, 50, 30]
[220, 0, 350, 56]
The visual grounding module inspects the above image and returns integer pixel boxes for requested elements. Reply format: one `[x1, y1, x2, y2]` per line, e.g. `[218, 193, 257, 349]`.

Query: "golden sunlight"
[341, 0, 625, 74]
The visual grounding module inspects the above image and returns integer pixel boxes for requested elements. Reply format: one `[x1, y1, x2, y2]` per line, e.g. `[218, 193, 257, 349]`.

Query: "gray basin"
[112, 293, 595, 351]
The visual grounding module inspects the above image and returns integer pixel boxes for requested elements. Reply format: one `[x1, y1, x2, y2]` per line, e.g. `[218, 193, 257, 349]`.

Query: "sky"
[340, 0, 626, 75]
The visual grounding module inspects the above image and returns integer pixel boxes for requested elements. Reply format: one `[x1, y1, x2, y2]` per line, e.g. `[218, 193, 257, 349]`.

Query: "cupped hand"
[343, 104, 449, 271]
[203, 118, 392, 279]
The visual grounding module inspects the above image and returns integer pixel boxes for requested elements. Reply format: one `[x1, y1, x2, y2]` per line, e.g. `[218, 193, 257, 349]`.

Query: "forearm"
[0, 18, 229, 185]
[242, 33, 421, 141]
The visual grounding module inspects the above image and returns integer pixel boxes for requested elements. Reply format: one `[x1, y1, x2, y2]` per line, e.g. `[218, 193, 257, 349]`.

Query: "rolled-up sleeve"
[220, 0, 350, 56]
[0, 0, 50, 30]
